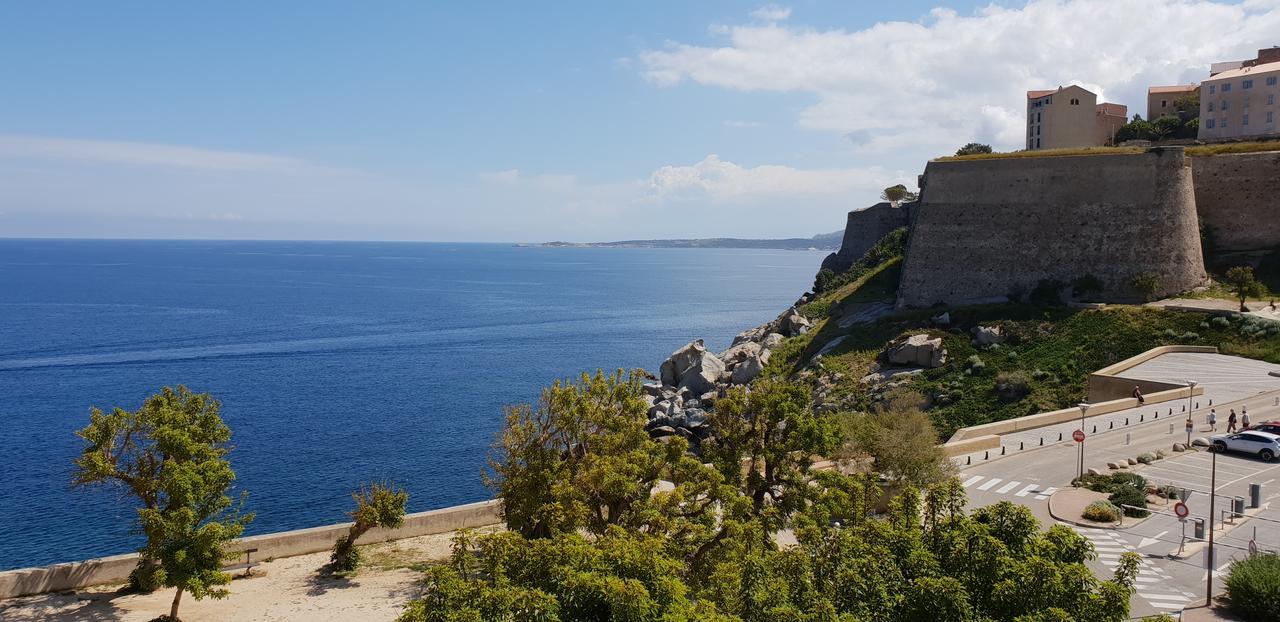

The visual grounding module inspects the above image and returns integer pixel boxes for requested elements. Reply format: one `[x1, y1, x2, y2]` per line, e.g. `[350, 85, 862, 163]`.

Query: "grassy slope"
[770, 267, 1280, 439]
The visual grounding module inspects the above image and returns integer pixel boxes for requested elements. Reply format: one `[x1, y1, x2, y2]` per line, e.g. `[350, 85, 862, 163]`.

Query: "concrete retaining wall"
[898, 148, 1207, 308]
[1192, 151, 1280, 253]
[0, 499, 502, 600]
[1087, 345, 1219, 402]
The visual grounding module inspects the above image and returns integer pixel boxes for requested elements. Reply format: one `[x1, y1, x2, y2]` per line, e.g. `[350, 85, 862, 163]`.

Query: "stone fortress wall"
[819, 201, 914, 273]
[896, 147, 1210, 308]
[1192, 150, 1280, 253]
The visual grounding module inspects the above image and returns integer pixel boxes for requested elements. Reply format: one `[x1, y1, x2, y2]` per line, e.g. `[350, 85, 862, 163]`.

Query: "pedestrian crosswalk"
[960, 474, 1057, 500]
[1067, 525, 1195, 613]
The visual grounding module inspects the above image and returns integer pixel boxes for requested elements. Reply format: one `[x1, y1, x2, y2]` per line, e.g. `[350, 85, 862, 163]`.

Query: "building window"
[1269, 76, 1278, 86]
[1037, 112, 1041, 122]
[1207, 118, 1216, 128]
[1036, 126, 1041, 135]
[1269, 94, 1275, 105]
[1036, 138, 1041, 148]
[1222, 100, 1229, 110]
[1209, 102, 1215, 112]
[1268, 111, 1274, 124]
[1243, 114, 1249, 126]
[1222, 117, 1228, 127]
[1223, 83, 1232, 92]
[1244, 79, 1254, 89]
[1161, 99, 1168, 108]
[1210, 84, 1216, 94]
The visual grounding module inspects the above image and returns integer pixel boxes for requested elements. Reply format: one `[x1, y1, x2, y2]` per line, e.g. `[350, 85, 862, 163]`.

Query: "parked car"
[1210, 431, 1280, 461]
[1243, 421, 1280, 436]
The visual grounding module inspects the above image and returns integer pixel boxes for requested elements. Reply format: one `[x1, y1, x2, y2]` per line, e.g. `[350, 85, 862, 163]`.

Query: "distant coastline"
[541, 230, 842, 251]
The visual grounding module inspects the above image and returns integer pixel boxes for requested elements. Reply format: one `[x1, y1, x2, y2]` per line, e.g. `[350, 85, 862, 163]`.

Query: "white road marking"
[977, 478, 1003, 491]
[962, 475, 983, 487]
[1015, 483, 1039, 497]
[1034, 487, 1058, 499]
[996, 481, 1021, 494]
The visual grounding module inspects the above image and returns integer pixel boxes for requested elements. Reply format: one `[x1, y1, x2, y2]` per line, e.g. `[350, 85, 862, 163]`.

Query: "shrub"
[1082, 500, 1121, 522]
[1108, 485, 1149, 518]
[1200, 321, 1211, 331]
[1211, 316, 1232, 329]
[1031, 369, 1052, 381]
[801, 300, 832, 319]
[1131, 273, 1161, 302]
[995, 371, 1032, 402]
[1160, 328, 1178, 340]
[1030, 279, 1066, 306]
[330, 483, 409, 573]
[955, 142, 993, 156]
[965, 355, 986, 375]
[1072, 274, 1104, 300]
[1225, 553, 1280, 621]
[1137, 452, 1156, 465]
[1179, 331, 1200, 342]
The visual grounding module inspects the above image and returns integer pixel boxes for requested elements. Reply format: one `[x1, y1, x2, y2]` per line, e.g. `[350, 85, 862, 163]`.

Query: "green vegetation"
[833, 391, 955, 486]
[1074, 473, 1148, 518]
[955, 142, 993, 156]
[936, 140, 1280, 161]
[401, 368, 1140, 621]
[330, 483, 409, 574]
[1225, 552, 1280, 621]
[810, 227, 907, 296]
[1226, 265, 1269, 312]
[879, 183, 918, 206]
[73, 386, 252, 620]
[1082, 500, 1122, 523]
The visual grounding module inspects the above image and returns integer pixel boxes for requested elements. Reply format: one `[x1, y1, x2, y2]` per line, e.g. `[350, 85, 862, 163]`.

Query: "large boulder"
[886, 334, 946, 368]
[972, 325, 1006, 347]
[730, 355, 767, 385]
[779, 308, 812, 337]
[762, 332, 785, 349]
[659, 340, 726, 394]
[731, 323, 771, 346]
[719, 341, 762, 366]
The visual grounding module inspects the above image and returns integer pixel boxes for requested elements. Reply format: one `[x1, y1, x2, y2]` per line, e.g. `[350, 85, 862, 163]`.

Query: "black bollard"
[985, 451, 989, 460]
[1140, 414, 1144, 422]
[1183, 405, 1186, 412]
[1040, 437, 1044, 446]
[1126, 417, 1129, 425]
[1020, 441, 1024, 450]
[1110, 421, 1114, 429]
[1092, 425, 1097, 433]
[1196, 402, 1200, 409]
[1001, 446, 1006, 455]
[967, 455, 971, 465]
[1058, 432, 1063, 441]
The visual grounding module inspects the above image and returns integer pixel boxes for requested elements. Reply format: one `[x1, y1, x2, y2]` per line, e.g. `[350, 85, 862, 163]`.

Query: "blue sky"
[2, 1, 1278, 241]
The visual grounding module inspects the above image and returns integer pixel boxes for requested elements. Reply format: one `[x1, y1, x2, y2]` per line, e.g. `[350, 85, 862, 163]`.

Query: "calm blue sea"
[0, 239, 822, 570]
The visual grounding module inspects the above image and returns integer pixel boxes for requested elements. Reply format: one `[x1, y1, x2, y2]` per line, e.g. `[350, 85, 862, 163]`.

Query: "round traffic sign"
[1072, 429, 1086, 443]
[1174, 501, 1189, 519]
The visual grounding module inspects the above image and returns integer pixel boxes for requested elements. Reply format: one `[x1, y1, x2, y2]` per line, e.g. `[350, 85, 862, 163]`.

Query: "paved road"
[949, 353, 1280, 618]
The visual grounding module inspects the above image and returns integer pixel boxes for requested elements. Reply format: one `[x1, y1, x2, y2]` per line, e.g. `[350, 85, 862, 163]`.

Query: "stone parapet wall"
[0, 499, 502, 600]
[898, 148, 1207, 308]
[1192, 150, 1280, 253]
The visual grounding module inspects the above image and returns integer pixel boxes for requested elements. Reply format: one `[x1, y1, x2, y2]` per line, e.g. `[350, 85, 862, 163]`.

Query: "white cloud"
[640, 0, 1280, 153]
[0, 134, 329, 174]
[647, 154, 895, 201]
[750, 4, 792, 22]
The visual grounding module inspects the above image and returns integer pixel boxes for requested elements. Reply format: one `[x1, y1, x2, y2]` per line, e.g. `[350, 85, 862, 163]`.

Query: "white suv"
[1210, 431, 1280, 461]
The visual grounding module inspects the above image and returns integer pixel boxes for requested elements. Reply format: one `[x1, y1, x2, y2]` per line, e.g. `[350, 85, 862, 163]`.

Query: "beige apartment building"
[1198, 47, 1280, 141]
[1026, 85, 1127, 150]
[1147, 84, 1198, 120]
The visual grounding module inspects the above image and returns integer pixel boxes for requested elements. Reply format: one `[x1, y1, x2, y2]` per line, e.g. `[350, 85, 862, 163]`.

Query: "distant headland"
[541, 230, 842, 251]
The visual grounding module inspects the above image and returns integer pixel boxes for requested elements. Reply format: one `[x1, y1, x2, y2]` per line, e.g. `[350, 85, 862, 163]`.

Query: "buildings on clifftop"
[1025, 85, 1127, 150]
[1198, 47, 1280, 140]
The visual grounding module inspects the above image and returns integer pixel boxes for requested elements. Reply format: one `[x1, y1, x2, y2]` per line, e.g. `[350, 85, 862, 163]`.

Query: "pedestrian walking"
[1227, 410, 1238, 433]
[1208, 409, 1218, 431]
[1242, 410, 1252, 430]
[1132, 385, 1145, 405]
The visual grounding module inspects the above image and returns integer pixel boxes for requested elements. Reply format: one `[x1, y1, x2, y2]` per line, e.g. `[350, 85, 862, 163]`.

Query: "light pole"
[1207, 442, 1218, 605]
[1077, 402, 1089, 481]
[1187, 380, 1198, 446]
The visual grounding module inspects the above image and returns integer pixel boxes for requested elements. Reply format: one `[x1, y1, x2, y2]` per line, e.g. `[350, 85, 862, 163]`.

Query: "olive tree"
[1225, 265, 1266, 312]
[330, 482, 409, 573]
[73, 386, 251, 620]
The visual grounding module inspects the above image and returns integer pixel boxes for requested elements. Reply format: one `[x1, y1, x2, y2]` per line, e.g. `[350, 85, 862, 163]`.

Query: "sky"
[2, 1, 1279, 242]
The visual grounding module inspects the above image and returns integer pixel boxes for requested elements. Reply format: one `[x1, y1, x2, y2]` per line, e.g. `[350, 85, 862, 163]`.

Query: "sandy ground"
[0, 527, 500, 622]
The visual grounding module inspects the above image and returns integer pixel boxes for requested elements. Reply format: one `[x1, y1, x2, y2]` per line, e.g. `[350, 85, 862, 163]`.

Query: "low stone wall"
[946, 385, 1200, 444]
[0, 499, 502, 600]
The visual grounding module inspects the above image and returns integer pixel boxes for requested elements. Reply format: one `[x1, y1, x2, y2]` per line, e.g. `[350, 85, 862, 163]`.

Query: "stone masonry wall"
[897, 147, 1207, 308]
[1192, 150, 1280, 253]
[820, 201, 913, 273]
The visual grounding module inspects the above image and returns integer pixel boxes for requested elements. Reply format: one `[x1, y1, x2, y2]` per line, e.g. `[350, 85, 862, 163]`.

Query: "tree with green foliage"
[880, 184, 918, 206]
[956, 142, 994, 156]
[330, 482, 409, 573]
[485, 369, 731, 563]
[1130, 273, 1161, 302]
[834, 392, 954, 487]
[73, 386, 252, 620]
[1224, 552, 1280, 621]
[1226, 265, 1267, 312]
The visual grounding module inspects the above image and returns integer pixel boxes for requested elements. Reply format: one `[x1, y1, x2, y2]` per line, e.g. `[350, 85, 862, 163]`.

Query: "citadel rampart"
[819, 201, 913, 273]
[1192, 150, 1280, 253]
[897, 147, 1207, 308]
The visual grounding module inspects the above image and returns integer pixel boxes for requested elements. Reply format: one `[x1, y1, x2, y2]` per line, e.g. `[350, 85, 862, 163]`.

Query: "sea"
[0, 239, 824, 570]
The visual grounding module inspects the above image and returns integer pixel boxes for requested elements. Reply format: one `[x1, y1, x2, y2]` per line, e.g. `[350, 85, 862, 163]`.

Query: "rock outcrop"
[885, 334, 946, 368]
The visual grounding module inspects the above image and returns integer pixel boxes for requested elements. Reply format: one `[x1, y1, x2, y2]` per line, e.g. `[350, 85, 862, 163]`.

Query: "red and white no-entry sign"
[1174, 501, 1190, 519]
[1072, 429, 1086, 443]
